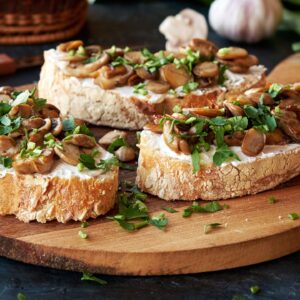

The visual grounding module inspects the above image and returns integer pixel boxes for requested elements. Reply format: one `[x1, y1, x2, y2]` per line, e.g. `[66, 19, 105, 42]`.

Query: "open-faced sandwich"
[136, 83, 300, 201]
[0, 87, 118, 223]
[38, 39, 266, 130]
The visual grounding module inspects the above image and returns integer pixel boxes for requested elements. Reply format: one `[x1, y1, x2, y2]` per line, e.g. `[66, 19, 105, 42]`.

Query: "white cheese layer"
[47, 49, 265, 104]
[141, 130, 300, 167]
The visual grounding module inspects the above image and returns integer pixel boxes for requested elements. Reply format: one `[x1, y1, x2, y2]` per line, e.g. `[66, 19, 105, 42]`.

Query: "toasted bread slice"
[136, 130, 300, 201]
[38, 45, 266, 130]
[0, 156, 118, 223]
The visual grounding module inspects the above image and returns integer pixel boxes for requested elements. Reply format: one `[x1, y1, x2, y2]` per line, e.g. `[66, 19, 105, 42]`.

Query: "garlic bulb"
[209, 0, 283, 43]
[159, 8, 208, 51]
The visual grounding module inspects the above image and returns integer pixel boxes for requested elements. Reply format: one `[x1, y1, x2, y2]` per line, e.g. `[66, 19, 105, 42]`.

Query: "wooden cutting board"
[0, 55, 300, 276]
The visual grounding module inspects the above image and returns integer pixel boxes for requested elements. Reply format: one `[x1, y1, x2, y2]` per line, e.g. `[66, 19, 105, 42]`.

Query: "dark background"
[0, 1, 300, 299]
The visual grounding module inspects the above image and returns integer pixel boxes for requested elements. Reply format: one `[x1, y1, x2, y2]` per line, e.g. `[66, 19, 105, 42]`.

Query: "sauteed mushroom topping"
[56, 40, 260, 95]
[0, 88, 119, 174]
[144, 83, 300, 172]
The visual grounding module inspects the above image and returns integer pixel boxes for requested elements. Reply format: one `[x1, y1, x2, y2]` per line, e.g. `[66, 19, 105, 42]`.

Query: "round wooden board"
[1, 56, 300, 276]
[0, 125, 300, 275]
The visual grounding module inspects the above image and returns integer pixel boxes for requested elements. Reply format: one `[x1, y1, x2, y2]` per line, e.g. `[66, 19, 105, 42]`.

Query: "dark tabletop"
[0, 1, 300, 299]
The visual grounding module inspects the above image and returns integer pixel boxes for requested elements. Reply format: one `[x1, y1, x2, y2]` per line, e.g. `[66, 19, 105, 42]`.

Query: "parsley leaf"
[107, 137, 127, 153]
[79, 154, 119, 171]
[204, 223, 222, 234]
[17, 293, 26, 300]
[213, 144, 240, 166]
[183, 201, 224, 218]
[250, 285, 261, 295]
[191, 148, 201, 173]
[268, 196, 276, 204]
[161, 206, 178, 213]
[78, 230, 88, 239]
[217, 64, 228, 85]
[288, 212, 299, 220]
[268, 83, 284, 98]
[150, 213, 168, 230]
[182, 81, 199, 94]
[0, 102, 11, 116]
[133, 83, 148, 96]
[81, 272, 107, 285]
[0, 156, 12, 168]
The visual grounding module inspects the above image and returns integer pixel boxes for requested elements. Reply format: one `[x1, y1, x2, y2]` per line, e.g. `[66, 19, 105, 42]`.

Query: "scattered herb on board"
[81, 272, 107, 285]
[183, 201, 224, 218]
[161, 206, 178, 213]
[292, 42, 300, 52]
[288, 212, 299, 220]
[149, 213, 168, 230]
[81, 221, 89, 228]
[250, 285, 261, 295]
[107, 182, 169, 232]
[268, 196, 277, 204]
[17, 293, 26, 300]
[78, 230, 88, 239]
[204, 223, 222, 234]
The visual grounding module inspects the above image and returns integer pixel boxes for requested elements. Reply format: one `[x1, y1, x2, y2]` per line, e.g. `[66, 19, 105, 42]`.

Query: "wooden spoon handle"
[268, 53, 300, 84]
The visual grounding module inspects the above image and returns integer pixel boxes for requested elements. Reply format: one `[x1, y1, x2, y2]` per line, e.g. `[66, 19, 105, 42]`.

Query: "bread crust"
[136, 132, 300, 201]
[0, 167, 118, 223]
[38, 50, 266, 130]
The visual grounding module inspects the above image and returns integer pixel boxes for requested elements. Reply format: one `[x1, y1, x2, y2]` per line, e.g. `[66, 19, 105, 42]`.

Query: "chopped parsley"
[181, 81, 199, 94]
[204, 223, 222, 234]
[107, 137, 127, 153]
[78, 153, 119, 172]
[17, 293, 26, 300]
[183, 201, 224, 218]
[161, 206, 178, 213]
[133, 83, 148, 96]
[78, 230, 88, 239]
[250, 285, 261, 295]
[81, 221, 89, 228]
[81, 272, 107, 285]
[141, 48, 174, 73]
[268, 196, 276, 204]
[0, 156, 12, 168]
[149, 213, 168, 230]
[288, 212, 299, 220]
[268, 83, 284, 98]
[217, 64, 228, 85]
[174, 48, 200, 73]
[292, 42, 300, 52]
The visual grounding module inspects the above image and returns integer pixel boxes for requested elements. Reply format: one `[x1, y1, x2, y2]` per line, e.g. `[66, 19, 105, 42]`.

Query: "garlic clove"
[159, 8, 208, 51]
[209, 0, 283, 43]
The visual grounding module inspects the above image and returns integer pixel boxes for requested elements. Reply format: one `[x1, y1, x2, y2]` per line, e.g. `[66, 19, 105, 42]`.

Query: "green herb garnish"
[250, 285, 261, 295]
[268, 196, 276, 204]
[149, 213, 168, 230]
[133, 83, 148, 96]
[79, 154, 119, 172]
[288, 212, 299, 220]
[0, 156, 12, 168]
[181, 81, 199, 94]
[161, 206, 178, 213]
[183, 201, 224, 218]
[268, 83, 283, 98]
[81, 221, 89, 228]
[107, 137, 127, 153]
[204, 223, 222, 234]
[292, 42, 300, 52]
[78, 230, 88, 239]
[17, 293, 26, 300]
[81, 272, 107, 285]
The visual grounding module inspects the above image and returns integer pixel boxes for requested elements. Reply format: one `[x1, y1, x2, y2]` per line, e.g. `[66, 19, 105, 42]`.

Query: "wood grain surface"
[0, 55, 300, 276]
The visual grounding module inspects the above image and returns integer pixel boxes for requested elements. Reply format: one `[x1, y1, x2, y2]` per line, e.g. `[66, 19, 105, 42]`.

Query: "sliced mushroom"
[224, 131, 245, 146]
[128, 74, 143, 86]
[115, 146, 135, 162]
[13, 148, 55, 174]
[197, 77, 217, 88]
[276, 109, 300, 142]
[266, 128, 287, 145]
[163, 120, 180, 153]
[57, 40, 84, 52]
[124, 51, 146, 64]
[104, 65, 127, 79]
[244, 89, 274, 106]
[143, 123, 163, 133]
[22, 117, 45, 130]
[54, 142, 81, 165]
[136, 67, 157, 80]
[65, 134, 96, 148]
[217, 47, 248, 60]
[224, 101, 244, 116]
[0, 136, 17, 157]
[189, 38, 218, 57]
[38, 118, 52, 133]
[95, 65, 133, 89]
[193, 62, 219, 78]
[146, 80, 170, 94]
[63, 53, 110, 78]
[159, 63, 192, 88]
[182, 107, 223, 117]
[51, 118, 63, 136]
[178, 139, 191, 154]
[98, 130, 128, 147]
[241, 128, 266, 156]
[40, 104, 60, 118]
[8, 104, 33, 118]
[29, 131, 46, 145]
[8, 128, 24, 138]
